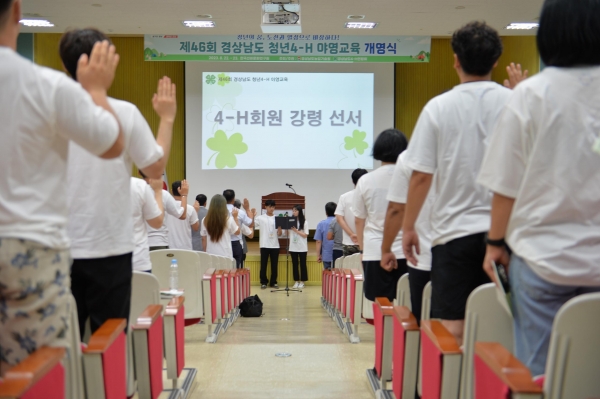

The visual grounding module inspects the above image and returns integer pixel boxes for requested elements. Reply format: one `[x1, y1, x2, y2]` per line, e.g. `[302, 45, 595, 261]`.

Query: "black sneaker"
[261, 284, 267, 289]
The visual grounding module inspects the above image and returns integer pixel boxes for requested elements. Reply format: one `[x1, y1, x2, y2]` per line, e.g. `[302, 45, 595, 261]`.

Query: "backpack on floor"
[239, 295, 263, 317]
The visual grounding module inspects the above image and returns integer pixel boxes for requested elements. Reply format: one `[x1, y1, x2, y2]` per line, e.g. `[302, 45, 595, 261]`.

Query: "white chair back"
[544, 292, 600, 399]
[421, 281, 432, 321]
[459, 283, 514, 399]
[150, 249, 203, 319]
[196, 251, 213, 276]
[360, 258, 374, 319]
[335, 256, 345, 269]
[65, 294, 85, 399]
[395, 273, 411, 309]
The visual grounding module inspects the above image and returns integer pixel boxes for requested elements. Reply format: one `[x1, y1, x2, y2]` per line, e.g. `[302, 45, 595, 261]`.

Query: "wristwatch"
[485, 234, 506, 248]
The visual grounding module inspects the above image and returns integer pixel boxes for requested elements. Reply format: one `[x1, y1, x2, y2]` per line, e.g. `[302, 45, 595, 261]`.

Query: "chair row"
[369, 273, 600, 399]
[320, 254, 365, 343]
[0, 291, 187, 399]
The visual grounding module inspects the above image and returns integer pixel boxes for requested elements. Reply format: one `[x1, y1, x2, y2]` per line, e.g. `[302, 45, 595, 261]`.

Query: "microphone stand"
[287, 185, 296, 194]
[271, 228, 302, 296]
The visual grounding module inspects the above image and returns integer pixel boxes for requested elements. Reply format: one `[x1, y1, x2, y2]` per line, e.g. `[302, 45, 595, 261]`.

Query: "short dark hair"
[538, 0, 600, 67]
[196, 194, 207, 206]
[451, 21, 503, 76]
[223, 189, 235, 203]
[351, 168, 368, 185]
[325, 202, 337, 217]
[59, 28, 111, 81]
[265, 199, 276, 207]
[372, 129, 408, 163]
[171, 181, 181, 196]
[233, 199, 242, 209]
[0, 0, 14, 27]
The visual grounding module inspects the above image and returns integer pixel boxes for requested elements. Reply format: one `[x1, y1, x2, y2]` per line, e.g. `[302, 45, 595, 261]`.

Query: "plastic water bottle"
[170, 259, 179, 292]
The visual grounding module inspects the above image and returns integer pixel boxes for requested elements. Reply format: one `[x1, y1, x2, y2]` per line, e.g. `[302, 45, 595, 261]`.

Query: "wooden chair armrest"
[343, 269, 352, 277]
[421, 320, 461, 354]
[475, 342, 543, 394]
[394, 306, 419, 331]
[165, 296, 185, 316]
[132, 305, 163, 330]
[0, 347, 66, 398]
[375, 297, 395, 316]
[202, 268, 215, 280]
[351, 269, 363, 280]
[84, 319, 127, 354]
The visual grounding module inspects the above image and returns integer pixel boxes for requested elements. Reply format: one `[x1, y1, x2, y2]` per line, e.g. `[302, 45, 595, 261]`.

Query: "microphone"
[286, 183, 293, 187]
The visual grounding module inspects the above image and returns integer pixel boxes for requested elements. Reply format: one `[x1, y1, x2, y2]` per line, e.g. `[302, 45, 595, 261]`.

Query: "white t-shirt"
[289, 220, 309, 252]
[404, 81, 512, 246]
[352, 165, 404, 261]
[335, 190, 358, 246]
[130, 177, 162, 271]
[200, 216, 239, 258]
[255, 214, 280, 248]
[478, 67, 600, 287]
[227, 204, 253, 241]
[67, 98, 164, 259]
[147, 190, 184, 247]
[387, 152, 434, 271]
[166, 202, 199, 250]
[0, 47, 119, 249]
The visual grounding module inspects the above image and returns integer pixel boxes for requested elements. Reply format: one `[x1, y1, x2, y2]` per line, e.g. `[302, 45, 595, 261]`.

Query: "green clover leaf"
[206, 130, 248, 169]
[218, 73, 230, 87]
[344, 130, 369, 157]
[206, 74, 216, 85]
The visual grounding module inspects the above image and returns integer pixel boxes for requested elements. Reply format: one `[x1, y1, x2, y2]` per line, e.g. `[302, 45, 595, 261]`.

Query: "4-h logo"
[206, 74, 216, 85]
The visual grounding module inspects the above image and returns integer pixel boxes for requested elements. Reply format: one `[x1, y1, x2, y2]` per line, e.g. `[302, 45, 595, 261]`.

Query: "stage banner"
[144, 34, 431, 63]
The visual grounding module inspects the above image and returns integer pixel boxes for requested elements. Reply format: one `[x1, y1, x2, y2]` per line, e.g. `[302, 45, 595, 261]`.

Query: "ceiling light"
[506, 22, 539, 30]
[19, 19, 54, 27]
[196, 14, 212, 18]
[182, 20, 215, 28]
[347, 15, 365, 20]
[345, 22, 377, 29]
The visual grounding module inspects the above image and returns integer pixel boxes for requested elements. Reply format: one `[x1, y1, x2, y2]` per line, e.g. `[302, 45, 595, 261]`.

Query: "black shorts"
[430, 232, 490, 320]
[363, 259, 407, 302]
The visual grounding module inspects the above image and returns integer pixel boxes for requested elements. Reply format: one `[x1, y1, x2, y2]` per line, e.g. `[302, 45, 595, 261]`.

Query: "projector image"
[261, 0, 301, 33]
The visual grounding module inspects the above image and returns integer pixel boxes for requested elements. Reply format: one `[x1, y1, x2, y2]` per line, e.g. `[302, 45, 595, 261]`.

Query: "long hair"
[293, 204, 305, 231]
[204, 194, 229, 243]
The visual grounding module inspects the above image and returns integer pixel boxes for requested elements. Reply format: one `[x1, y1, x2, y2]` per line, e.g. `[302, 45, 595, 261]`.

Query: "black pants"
[363, 259, 407, 302]
[408, 267, 431, 323]
[332, 249, 343, 267]
[241, 253, 246, 268]
[231, 240, 243, 269]
[290, 251, 308, 281]
[71, 253, 133, 341]
[260, 248, 279, 286]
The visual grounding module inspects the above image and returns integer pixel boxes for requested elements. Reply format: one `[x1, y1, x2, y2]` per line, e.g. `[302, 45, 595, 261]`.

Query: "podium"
[261, 192, 306, 255]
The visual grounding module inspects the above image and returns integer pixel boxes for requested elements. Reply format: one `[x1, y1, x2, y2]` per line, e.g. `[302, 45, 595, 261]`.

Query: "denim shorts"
[509, 254, 600, 376]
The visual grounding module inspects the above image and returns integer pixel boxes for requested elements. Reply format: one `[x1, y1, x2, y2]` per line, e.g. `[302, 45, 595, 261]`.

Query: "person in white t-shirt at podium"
[255, 200, 282, 289]
[290, 205, 309, 288]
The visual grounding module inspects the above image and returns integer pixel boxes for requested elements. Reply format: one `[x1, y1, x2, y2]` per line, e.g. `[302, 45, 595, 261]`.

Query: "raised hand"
[503, 63, 529, 89]
[149, 178, 163, 192]
[243, 198, 251, 212]
[193, 200, 200, 212]
[178, 179, 189, 196]
[232, 208, 239, 218]
[77, 40, 119, 94]
[152, 76, 177, 122]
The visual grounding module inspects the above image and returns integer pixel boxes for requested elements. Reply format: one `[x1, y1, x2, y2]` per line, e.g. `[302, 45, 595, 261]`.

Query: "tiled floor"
[182, 286, 375, 399]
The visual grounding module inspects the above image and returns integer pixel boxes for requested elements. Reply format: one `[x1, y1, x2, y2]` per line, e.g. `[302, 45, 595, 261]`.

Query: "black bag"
[239, 295, 263, 317]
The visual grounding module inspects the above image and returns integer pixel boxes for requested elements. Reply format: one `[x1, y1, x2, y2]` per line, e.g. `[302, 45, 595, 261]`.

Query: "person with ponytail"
[201, 194, 240, 258]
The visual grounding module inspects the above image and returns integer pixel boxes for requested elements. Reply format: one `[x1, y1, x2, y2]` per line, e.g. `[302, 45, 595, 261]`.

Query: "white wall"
[185, 62, 394, 223]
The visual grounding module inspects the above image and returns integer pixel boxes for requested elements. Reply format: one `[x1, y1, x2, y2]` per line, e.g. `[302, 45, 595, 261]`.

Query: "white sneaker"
[292, 282, 299, 289]
[299, 282, 305, 288]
